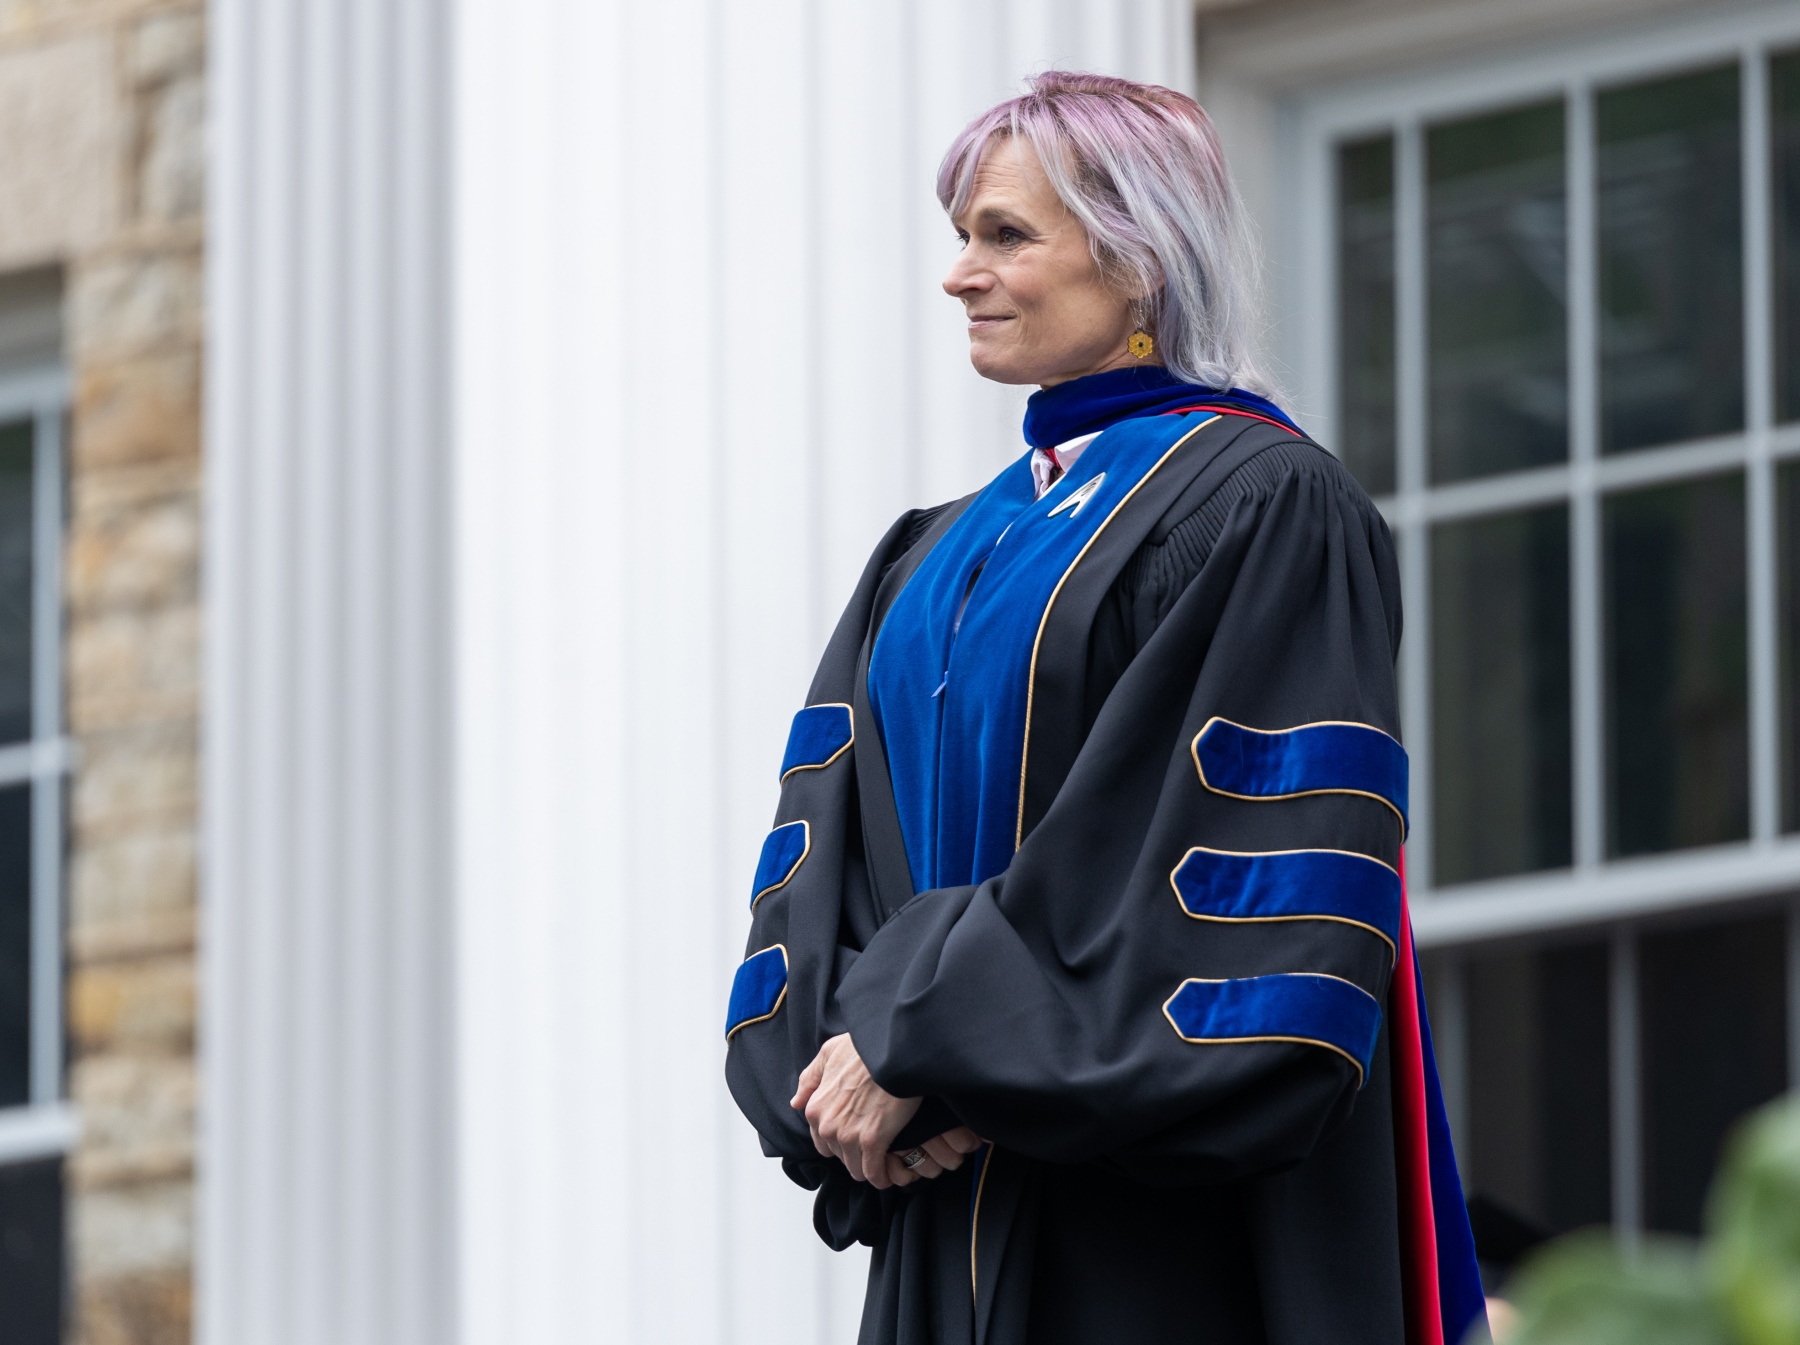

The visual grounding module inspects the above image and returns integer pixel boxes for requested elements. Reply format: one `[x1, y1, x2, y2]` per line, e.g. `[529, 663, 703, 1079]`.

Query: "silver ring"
[899, 1147, 928, 1170]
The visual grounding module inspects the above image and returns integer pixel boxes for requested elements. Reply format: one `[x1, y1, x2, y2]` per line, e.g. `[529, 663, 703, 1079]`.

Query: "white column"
[202, 0, 456, 1342]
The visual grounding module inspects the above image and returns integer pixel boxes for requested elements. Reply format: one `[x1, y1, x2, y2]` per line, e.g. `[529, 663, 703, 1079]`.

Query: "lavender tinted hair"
[938, 71, 1273, 395]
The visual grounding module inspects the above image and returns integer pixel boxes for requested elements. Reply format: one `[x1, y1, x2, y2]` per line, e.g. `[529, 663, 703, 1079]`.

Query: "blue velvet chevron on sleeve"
[750, 821, 810, 910]
[1191, 717, 1408, 831]
[1162, 972, 1384, 1085]
[726, 945, 789, 1038]
[780, 704, 854, 780]
[1169, 847, 1400, 955]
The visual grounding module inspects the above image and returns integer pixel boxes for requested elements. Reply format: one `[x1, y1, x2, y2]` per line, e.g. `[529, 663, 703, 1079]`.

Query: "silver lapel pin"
[1047, 473, 1105, 519]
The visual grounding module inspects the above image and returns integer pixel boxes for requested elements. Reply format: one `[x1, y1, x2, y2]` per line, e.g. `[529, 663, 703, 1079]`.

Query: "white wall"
[206, 2, 1192, 1342]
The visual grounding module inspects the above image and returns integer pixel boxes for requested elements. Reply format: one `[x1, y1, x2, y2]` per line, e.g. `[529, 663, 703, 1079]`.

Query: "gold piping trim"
[970, 1141, 995, 1305]
[779, 703, 855, 782]
[1160, 972, 1377, 1086]
[750, 821, 812, 911]
[1014, 417, 1221, 848]
[1190, 715, 1408, 838]
[724, 944, 789, 1039]
[1167, 845, 1398, 960]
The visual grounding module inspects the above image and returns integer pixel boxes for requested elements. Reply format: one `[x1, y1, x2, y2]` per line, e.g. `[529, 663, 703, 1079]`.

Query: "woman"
[725, 72, 1483, 1345]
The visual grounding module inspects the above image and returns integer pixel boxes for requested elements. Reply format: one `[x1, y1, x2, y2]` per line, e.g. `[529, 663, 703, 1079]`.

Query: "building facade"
[0, 3, 202, 1342]
[0, 0, 1789, 1341]
[1194, 0, 1800, 1256]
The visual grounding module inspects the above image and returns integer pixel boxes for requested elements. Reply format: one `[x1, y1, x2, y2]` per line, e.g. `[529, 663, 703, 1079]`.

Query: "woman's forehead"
[961, 139, 1060, 218]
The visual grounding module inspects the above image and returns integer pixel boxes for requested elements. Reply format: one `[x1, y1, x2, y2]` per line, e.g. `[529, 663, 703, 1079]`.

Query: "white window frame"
[1276, 1, 1800, 949]
[0, 363, 75, 1165]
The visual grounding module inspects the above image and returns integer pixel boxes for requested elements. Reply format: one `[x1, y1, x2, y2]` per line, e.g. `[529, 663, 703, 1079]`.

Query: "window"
[1428, 98, 1567, 484]
[1292, 8, 1800, 1254]
[1431, 504, 1571, 884]
[1456, 938, 1611, 1237]
[0, 268, 71, 1339]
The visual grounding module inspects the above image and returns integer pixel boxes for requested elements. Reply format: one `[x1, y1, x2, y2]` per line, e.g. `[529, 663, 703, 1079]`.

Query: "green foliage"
[1502, 1094, 1800, 1345]
[1709, 1099, 1800, 1345]
[1504, 1234, 1731, 1345]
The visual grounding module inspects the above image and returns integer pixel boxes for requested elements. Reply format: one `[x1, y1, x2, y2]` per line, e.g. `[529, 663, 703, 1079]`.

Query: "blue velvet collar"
[1022, 366, 1300, 448]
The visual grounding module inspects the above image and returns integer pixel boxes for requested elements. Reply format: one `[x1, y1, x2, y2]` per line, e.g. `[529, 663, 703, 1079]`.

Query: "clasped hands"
[791, 1033, 983, 1189]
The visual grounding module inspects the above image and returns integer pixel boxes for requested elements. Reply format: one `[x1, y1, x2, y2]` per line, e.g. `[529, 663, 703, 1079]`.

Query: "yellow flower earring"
[1128, 329, 1155, 359]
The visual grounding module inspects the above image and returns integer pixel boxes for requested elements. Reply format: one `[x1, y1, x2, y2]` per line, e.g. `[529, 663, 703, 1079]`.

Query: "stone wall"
[0, 2, 203, 1342]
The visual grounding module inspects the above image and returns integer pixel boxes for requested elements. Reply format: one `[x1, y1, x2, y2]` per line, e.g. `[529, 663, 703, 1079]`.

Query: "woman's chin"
[967, 346, 1043, 387]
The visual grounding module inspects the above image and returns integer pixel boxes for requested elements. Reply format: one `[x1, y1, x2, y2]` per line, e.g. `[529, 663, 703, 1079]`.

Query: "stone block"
[138, 72, 202, 224]
[73, 721, 198, 834]
[67, 603, 200, 732]
[130, 11, 204, 88]
[71, 910, 195, 967]
[69, 249, 202, 362]
[71, 1178, 191, 1279]
[70, 907, 194, 966]
[68, 954, 194, 1054]
[0, 33, 119, 267]
[0, 2, 116, 43]
[69, 827, 195, 955]
[71, 458, 199, 514]
[76, 1265, 192, 1345]
[69, 1054, 195, 1188]
[69, 481, 199, 617]
[72, 347, 201, 471]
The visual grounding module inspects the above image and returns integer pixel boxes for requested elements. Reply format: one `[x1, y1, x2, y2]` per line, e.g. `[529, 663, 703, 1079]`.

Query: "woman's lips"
[967, 315, 1014, 330]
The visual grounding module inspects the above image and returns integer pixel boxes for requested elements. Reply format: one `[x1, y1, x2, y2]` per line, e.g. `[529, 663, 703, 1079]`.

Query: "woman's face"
[943, 137, 1145, 388]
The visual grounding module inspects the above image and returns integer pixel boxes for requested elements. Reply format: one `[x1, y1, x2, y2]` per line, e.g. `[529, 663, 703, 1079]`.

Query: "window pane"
[0, 784, 30, 1107]
[1781, 461, 1800, 831]
[1776, 49, 1800, 424]
[1465, 941, 1611, 1237]
[1432, 505, 1571, 883]
[1338, 134, 1397, 495]
[1598, 65, 1743, 454]
[0, 1158, 62, 1344]
[1641, 913, 1788, 1233]
[0, 422, 31, 745]
[1428, 100, 1568, 483]
[1605, 473, 1748, 856]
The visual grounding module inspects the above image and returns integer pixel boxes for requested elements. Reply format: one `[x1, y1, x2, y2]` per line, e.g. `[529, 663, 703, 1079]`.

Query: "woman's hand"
[885, 1127, 986, 1186]
[792, 1034, 984, 1189]
[792, 1033, 919, 1187]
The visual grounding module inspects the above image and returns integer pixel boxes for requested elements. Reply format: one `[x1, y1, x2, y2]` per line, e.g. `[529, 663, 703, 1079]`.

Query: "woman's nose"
[942, 255, 990, 298]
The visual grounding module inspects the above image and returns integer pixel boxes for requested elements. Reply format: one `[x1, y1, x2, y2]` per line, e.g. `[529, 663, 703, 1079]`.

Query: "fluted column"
[202, 0, 455, 1341]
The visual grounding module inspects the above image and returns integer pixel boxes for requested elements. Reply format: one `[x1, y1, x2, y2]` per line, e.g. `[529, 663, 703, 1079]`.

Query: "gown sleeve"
[723, 506, 950, 1247]
[836, 456, 1408, 1186]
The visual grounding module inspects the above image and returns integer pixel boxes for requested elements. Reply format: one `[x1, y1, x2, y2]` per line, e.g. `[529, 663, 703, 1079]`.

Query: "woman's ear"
[1133, 267, 1167, 303]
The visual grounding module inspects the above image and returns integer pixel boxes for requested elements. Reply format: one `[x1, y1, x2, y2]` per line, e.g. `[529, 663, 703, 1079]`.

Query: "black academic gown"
[726, 413, 1412, 1345]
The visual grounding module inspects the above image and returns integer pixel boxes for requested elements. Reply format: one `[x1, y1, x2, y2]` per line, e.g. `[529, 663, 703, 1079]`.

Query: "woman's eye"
[996, 227, 1024, 246]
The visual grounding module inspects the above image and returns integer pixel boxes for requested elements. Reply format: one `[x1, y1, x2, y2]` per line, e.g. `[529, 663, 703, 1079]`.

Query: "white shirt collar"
[1030, 431, 1101, 500]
